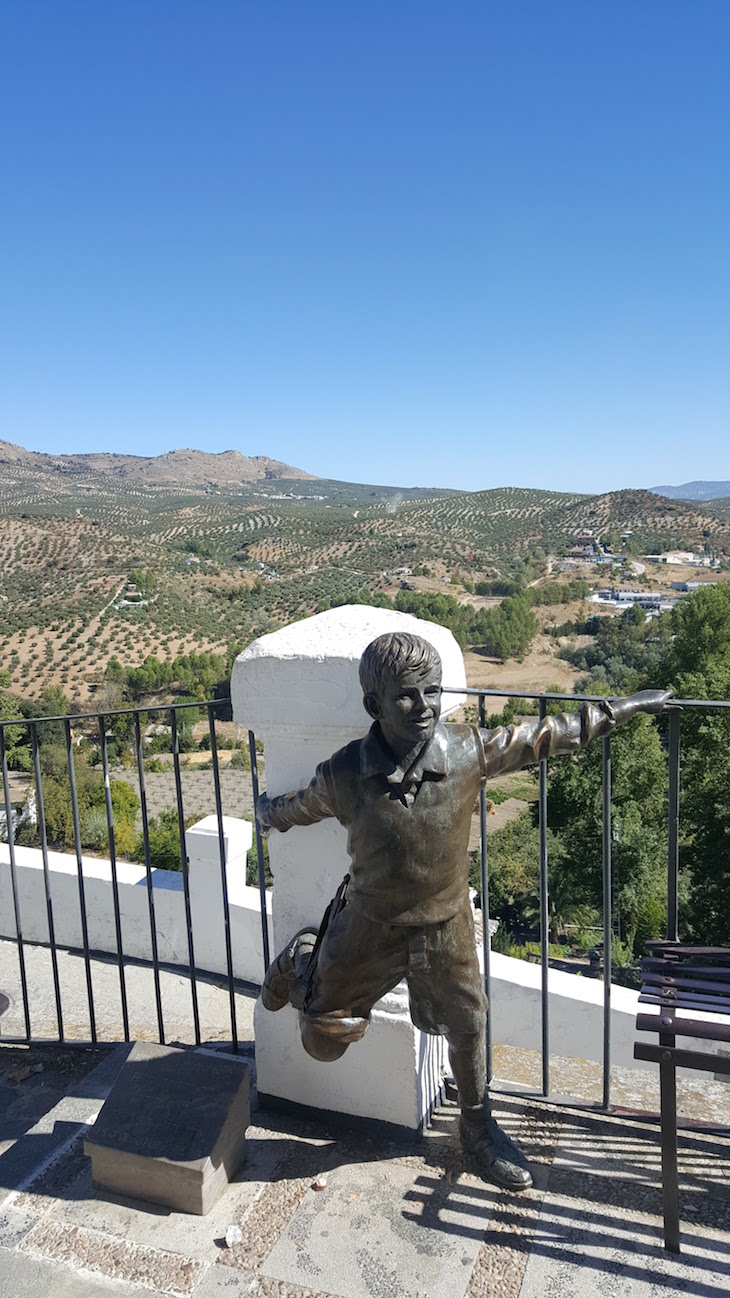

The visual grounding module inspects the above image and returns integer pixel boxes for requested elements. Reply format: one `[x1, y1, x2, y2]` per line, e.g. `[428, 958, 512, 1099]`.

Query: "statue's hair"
[359, 632, 442, 698]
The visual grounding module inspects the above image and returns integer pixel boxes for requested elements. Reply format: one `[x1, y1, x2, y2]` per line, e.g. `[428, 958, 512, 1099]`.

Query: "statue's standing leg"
[407, 905, 533, 1192]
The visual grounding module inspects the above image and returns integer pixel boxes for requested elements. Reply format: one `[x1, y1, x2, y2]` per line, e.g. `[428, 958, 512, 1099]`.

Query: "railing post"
[134, 711, 164, 1043]
[98, 715, 130, 1041]
[1, 726, 31, 1040]
[602, 734, 612, 1110]
[478, 694, 492, 1086]
[30, 721, 64, 1041]
[64, 718, 97, 1043]
[538, 696, 550, 1097]
[208, 704, 238, 1052]
[248, 730, 271, 973]
[171, 708, 201, 1045]
[666, 710, 681, 942]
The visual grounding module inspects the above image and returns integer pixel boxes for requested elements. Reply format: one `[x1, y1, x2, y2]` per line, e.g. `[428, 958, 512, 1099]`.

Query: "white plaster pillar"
[231, 605, 466, 1130]
[185, 815, 273, 984]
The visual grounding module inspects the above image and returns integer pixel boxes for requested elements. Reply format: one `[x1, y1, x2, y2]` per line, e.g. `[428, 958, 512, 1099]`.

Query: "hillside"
[0, 440, 316, 487]
[650, 480, 730, 501]
[1, 452, 728, 704]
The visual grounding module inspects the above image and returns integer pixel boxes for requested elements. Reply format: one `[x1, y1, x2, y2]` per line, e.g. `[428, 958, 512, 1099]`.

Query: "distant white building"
[647, 551, 718, 567]
[591, 589, 677, 614]
[670, 580, 719, 593]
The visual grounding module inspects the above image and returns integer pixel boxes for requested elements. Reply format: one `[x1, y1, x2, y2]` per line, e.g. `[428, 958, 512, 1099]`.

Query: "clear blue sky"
[1, 2, 728, 492]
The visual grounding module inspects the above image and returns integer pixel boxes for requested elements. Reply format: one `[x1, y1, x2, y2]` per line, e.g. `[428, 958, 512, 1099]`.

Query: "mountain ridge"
[0, 439, 316, 486]
[649, 480, 730, 502]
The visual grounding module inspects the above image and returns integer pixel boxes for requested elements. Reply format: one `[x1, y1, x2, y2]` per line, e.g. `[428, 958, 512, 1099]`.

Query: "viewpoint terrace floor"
[1, 1028, 729, 1298]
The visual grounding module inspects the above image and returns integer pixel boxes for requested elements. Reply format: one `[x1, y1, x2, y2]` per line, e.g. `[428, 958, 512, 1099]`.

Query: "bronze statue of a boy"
[257, 631, 670, 1190]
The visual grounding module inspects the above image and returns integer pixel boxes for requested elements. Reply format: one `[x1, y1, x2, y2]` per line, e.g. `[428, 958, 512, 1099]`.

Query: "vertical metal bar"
[538, 696, 550, 1097]
[135, 712, 164, 1043]
[209, 704, 238, 1051]
[477, 695, 493, 1085]
[601, 735, 612, 1110]
[666, 710, 681, 942]
[1, 726, 31, 1040]
[659, 1030, 680, 1252]
[64, 718, 96, 1043]
[171, 709, 200, 1045]
[248, 730, 271, 973]
[30, 722, 64, 1040]
[98, 715, 130, 1040]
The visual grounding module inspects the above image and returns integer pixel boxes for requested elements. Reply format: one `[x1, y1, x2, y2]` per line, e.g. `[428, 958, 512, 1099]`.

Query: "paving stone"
[194, 1263, 258, 1295]
[53, 1150, 270, 1260]
[0, 1200, 37, 1248]
[517, 1201, 730, 1297]
[518, 1107, 730, 1298]
[0, 1096, 103, 1201]
[21, 1217, 205, 1294]
[0, 1246, 151, 1298]
[85, 1042, 251, 1215]
[262, 1158, 491, 1298]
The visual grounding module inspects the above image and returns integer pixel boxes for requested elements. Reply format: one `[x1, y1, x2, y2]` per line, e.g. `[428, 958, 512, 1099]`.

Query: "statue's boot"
[261, 929, 319, 1012]
[459, 1104, 533, 1192]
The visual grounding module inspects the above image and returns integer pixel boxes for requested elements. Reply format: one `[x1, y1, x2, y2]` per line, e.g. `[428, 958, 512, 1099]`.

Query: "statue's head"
[359, 632, 442, 753]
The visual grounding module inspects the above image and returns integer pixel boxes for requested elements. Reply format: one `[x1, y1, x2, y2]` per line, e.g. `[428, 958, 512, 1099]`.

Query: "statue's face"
[375, 663, 442, 753]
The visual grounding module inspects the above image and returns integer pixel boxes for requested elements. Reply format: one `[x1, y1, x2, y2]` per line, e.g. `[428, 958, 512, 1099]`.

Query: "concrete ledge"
[0, 815, 271, 985]
[486, 949, 723, 1074]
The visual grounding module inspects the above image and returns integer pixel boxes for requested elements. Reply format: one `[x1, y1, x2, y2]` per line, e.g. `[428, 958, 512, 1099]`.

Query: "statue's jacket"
[260, 703, 617, 928]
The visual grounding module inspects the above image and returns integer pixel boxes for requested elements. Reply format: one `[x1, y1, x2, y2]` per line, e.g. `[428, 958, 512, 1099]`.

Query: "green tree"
[655, 583, 730, 942]
[0, 674, 31, 771]
[134, 809, 184, 871]
[545, 716, 669, 953]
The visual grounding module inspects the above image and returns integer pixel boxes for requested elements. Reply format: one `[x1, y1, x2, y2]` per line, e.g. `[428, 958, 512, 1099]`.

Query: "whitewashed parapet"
[231, 604, 466, 745]
[0, 815, 271, 987]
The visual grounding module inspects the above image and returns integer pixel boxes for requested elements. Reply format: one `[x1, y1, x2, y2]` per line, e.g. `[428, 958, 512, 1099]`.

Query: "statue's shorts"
[296, 899, 487, 1102]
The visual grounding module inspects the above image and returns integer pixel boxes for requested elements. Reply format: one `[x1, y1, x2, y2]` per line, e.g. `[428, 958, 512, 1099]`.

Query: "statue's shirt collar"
[360, 721, 450, 789]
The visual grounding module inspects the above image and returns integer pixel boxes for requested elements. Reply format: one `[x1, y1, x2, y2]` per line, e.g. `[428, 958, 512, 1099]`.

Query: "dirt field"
[463, 635, 581, 707]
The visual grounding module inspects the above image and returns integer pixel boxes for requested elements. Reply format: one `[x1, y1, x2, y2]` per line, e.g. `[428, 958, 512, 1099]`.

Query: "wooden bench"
[634, 941, 730, 1252]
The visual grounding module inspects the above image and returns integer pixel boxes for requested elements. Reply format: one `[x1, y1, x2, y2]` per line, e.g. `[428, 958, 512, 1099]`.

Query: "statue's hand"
[256, 792, 273, 838]
[632, 688, 674, 715]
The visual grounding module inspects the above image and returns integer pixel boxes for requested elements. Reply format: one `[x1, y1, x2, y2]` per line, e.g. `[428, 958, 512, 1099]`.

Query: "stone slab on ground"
[0, 1047, 121, 1200]
[85, 1043, 251, 1215]
[517, 1107, 730, 1298]
[53, 1119, 287, 1261]
[0, 1246, 153, 1298]
[2, 1041, 730, 1298]
[262, 1157, 491, 1298]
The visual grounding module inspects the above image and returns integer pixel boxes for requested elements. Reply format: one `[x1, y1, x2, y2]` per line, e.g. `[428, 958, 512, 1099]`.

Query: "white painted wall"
[0, 815, 272, 987]
[0, 819, 717, 1080]
[485, 949, 720, 1074]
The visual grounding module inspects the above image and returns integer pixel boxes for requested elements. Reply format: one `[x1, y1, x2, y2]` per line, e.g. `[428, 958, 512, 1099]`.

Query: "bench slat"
[643, 943, 730, 959]
[642, 972, 730, 996]
[634, 1042, 730, 1076]
[639, 989, 730, 1013]
[637, 1012, 730, 1043]
[641, 960, 730, 979]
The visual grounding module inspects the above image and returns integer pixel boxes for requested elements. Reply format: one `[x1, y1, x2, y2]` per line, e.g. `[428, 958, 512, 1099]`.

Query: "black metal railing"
[1, 688, 728, 1113]
[443, 685, 730, 1111]
[0, 699, 270, 1053]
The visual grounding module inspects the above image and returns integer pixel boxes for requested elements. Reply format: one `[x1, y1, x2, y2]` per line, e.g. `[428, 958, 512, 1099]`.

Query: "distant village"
[557, 531, 720, 617]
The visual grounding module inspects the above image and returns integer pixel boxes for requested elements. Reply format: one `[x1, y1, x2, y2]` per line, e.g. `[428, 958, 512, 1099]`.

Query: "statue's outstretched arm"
[480, 689, 673, 778]
[257, 761, 337, 835]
